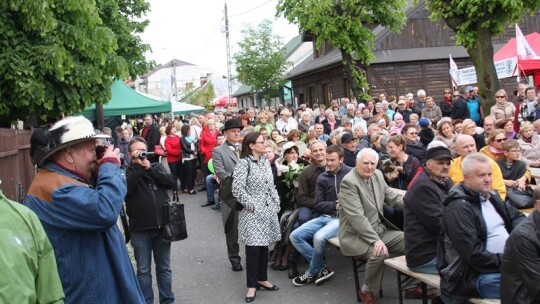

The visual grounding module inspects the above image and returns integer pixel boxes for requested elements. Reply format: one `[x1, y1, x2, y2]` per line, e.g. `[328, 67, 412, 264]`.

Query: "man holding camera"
[125, 137, 176, 304]
[25, 116, 144, 303]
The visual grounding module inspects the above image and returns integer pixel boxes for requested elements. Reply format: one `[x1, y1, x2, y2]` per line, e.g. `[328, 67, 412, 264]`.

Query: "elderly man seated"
[338, 148, 423, 303]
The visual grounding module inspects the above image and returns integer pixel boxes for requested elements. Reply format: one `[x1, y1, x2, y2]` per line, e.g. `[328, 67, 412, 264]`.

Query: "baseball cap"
[341, 133, 357, 144]
[466, 85, 474, 92]
[418, 117, 430, 128]
[426, 146, 452, 161]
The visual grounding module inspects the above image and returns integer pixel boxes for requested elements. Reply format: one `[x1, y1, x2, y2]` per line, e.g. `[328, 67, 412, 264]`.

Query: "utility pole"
[224, 1, 233, 106]
[172, 58, 178, 102]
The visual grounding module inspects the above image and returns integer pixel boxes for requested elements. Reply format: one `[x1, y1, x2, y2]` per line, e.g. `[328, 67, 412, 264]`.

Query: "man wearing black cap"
[212, 119, 244, 271]
[404, 146, 453, 274]
[340, 132, 358, 167]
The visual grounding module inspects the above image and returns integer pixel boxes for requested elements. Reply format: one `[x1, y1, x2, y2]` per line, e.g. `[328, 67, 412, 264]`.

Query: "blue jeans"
[290, 215, 339, 277]
[131, 230, 174, 304]
[409, 257, 438, 274]
[477, 273, 500, 299]
[205, 175, 217, 202]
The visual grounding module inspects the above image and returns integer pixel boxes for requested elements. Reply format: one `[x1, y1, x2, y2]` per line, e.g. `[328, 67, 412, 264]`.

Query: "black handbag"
[506, 187, 534, 209]
[163, 198, 188, 242]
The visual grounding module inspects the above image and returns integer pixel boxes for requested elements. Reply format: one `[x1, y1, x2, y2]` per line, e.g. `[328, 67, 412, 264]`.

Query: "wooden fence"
[0, 128, 34, 201]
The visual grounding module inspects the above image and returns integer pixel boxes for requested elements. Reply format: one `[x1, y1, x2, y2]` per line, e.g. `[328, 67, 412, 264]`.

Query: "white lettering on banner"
[450, 57, 518, 86]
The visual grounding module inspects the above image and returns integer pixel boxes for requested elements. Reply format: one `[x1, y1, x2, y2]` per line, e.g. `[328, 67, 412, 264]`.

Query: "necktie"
[234, 143, 240, 158]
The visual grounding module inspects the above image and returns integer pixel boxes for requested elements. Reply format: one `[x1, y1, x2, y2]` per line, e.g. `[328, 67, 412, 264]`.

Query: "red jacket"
[164, 135, 181, 163]
[199, 128, 218, 163]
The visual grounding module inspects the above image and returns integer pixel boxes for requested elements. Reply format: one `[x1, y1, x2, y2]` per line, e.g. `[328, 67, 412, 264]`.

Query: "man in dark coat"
[141, 114, 161, 163]
[451, 86, 471, 120]
[404, 147, 453, 272]
[501, 186, 540, 303]
[437, 153, 524, 301]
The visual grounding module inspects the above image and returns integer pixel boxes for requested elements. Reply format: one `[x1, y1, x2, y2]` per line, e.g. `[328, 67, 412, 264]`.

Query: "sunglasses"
[495, 138, 507, 143]
[496, 96, 506, 98]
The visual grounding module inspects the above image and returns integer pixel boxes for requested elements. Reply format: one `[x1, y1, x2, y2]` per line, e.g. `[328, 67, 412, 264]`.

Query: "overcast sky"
[139, 0, 300, 75]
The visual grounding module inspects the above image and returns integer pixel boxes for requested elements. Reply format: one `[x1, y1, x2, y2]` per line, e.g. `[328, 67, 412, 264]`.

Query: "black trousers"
[245, 245, 269, 288]
[183, 158, 197, 190]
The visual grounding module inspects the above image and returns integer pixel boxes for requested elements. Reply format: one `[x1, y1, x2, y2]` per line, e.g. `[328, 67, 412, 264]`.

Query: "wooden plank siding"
[289, 1, 540, 107]
[0, 128, 34, 202]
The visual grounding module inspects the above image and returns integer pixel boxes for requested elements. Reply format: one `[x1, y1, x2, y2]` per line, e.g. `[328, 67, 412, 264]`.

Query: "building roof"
[285, 0, 505, 80]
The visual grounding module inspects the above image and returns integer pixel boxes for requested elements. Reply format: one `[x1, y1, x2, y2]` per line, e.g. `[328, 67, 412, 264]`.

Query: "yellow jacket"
[449, 156, 507, 200]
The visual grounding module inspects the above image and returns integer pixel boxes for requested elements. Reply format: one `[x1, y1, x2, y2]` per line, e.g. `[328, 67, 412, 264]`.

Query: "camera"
[138, 151, 155, 160]
[95, 145, 107, 160]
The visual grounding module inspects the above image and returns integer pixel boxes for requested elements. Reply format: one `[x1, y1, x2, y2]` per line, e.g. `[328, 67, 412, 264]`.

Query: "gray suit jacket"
[212, 142, 239, 229]
[338, 169, 403, 257]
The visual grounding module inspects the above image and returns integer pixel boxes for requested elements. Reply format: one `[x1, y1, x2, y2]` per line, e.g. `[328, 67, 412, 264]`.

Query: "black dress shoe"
[288, 263, 299, 279]
[245, 291, 256, 303]
[232, 264, 243, 271]
[257, 283, 279, 291]
[201, 201, 215, 207]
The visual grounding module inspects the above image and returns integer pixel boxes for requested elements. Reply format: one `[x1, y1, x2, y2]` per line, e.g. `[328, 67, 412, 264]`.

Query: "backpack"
[220, 160, 250, 211]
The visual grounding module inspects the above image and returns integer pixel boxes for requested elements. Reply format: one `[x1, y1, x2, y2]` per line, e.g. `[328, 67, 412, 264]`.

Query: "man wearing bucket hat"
[212, 119, 245, 271]
[25, 116, 144, 303]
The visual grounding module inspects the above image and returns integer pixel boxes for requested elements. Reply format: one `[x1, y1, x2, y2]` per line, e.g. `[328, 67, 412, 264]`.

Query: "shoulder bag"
[163, 195, 188, 242]
[506, 186, 534, 209]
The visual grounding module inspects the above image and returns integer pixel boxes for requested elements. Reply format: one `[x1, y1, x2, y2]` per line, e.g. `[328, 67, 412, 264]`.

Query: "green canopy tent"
[79, 80, 171, 120]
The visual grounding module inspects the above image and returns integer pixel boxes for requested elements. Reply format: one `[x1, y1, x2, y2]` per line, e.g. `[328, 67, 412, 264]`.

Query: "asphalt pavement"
[161, 189, 425, 304]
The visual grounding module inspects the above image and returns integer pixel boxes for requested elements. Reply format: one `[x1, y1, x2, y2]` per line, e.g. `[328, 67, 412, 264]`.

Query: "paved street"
[163, 190, 424, 304]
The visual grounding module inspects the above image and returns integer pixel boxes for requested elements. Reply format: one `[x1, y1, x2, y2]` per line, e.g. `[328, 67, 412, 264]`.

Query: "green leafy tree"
[0, 0, 151, 126]
[426, 0, 540, 111]
[233, 19, 289, 101]
[277, 0, 407, 100]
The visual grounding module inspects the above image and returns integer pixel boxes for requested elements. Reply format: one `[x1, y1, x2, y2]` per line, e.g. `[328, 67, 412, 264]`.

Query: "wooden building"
[287, 1, 540, 106]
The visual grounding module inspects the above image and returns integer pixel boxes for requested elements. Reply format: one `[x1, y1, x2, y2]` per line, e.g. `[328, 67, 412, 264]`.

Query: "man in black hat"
[403, 146, 453, 277]
[212, 119, 244, 271]
[340, 132, 358, 167]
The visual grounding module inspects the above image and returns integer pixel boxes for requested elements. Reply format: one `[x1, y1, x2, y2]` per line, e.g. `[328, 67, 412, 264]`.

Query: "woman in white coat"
[232, 131, 281, 303]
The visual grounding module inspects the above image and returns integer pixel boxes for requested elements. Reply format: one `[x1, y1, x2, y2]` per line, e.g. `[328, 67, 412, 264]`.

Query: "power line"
[229, 0, 273, 18]
[188, 18, 224, 62]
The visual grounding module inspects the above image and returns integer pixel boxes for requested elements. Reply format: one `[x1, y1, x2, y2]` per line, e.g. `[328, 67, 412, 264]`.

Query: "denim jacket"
[25, 162, 144, 304]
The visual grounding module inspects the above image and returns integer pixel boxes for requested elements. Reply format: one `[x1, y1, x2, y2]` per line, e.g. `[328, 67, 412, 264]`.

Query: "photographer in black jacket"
[125, 137, 176, 304]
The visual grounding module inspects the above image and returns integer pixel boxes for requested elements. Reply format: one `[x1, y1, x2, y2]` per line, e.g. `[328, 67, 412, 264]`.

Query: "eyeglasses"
[495, 138, 507, 143]
[496, 96, 506, 99]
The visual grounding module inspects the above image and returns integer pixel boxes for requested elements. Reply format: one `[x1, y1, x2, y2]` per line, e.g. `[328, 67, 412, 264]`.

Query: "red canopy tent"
[494, 32, 540, 87]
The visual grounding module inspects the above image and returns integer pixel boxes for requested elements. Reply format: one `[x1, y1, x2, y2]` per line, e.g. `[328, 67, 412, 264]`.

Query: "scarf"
[522, 135, 532, 143]
[489, 145, 504, 156]
[443, 97, 452, 106]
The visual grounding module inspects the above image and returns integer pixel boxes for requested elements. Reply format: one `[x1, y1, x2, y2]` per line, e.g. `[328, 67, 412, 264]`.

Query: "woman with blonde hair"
[517, 122, 540, 167]
[434, 120, 457, 154]
[479, 129, 507, 162]
[462, 118, 485, 150]
[253, 112, 273, 134]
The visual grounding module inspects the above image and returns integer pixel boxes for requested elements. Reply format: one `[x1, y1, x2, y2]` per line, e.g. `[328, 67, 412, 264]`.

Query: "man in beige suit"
[338, 148, 404, 304]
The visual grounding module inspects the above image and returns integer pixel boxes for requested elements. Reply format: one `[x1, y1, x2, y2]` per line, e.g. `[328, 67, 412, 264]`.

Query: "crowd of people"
[6, 81, 540, 303]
